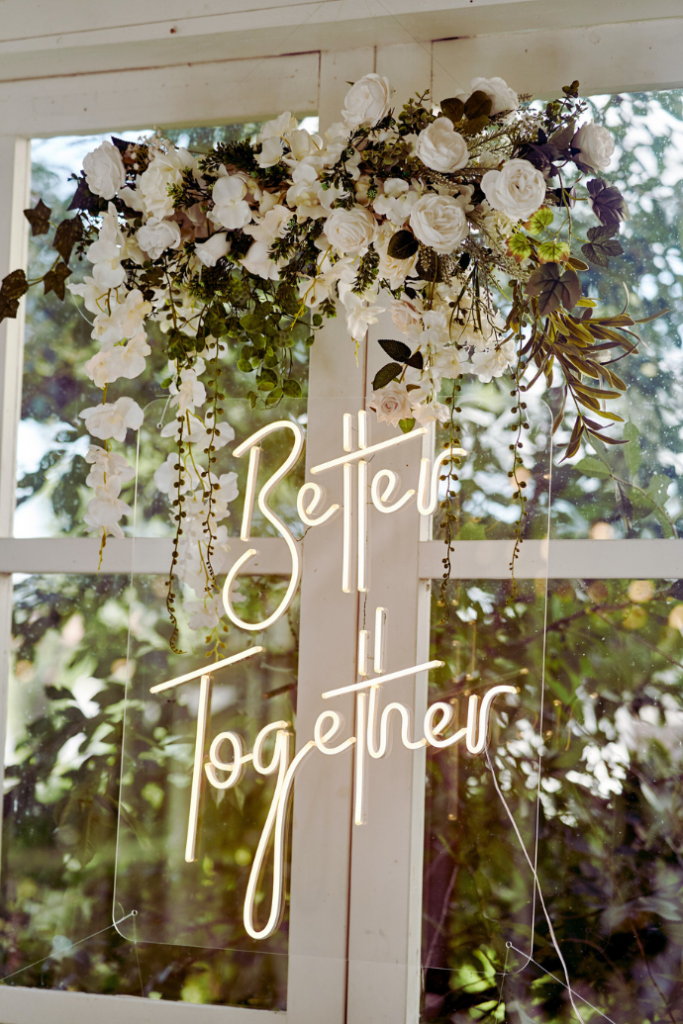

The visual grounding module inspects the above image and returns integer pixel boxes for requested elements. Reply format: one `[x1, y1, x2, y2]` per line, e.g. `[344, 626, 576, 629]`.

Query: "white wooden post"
[286, 46, 375, 1024]
[0, 133, 30, 869]
[343, 43, 434, 1024]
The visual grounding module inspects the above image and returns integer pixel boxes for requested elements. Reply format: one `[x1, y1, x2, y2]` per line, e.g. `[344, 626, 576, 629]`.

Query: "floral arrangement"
[0, 74, 661, 647]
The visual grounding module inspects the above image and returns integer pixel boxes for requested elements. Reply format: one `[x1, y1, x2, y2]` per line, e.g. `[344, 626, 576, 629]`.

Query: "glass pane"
[550, 89, 683, 540]
[423, 576, 683, 1023]
[431, 390, 552, 543]
[1, 573, 290, 1005]
[114, 577, 298, 952]
[17, 120, 316, 539]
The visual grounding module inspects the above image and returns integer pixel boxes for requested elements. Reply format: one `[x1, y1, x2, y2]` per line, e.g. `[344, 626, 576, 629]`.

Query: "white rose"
[195, 233, 230, 267]
[82, 141, 126, 200]
[139, 148, 195, 219]
[469, 76, 519, 115]
[79, 396, 144, 443]
[137, 217, 182, 260]
[241, 240, 285, 281]
[342, 73, 393, 130]
[572, 121, 615, 171]
[409, 193, 468, 254]
[211, 175, 252, 230]
[390, 298, 422, 336]
[416, 118, 469, 173]
[481, 159, 546, 221]
[323, 206, 376, 256]
[373, 381, 413, 428]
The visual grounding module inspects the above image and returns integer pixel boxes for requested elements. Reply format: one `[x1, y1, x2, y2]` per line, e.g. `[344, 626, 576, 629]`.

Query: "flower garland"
[1, 74, 663, 649]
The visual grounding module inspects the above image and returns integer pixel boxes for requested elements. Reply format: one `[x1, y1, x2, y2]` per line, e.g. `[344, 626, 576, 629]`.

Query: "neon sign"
[149, 412, 516, 940]
[221, 411, 466, 628]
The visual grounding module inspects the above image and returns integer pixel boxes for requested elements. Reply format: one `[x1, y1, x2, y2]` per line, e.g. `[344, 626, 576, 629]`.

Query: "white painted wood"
[0, 537, 289, 575]
[344, 42, 433, 1024]
[434, 17, 683, 99]
[0, 54, 319, 137]
[420, 539, 683, 580]
[285, 45, 373, 1024]
[0, 134, 30, 942]
[1, 1, 682, 83]
[0, 986, 284, 1023]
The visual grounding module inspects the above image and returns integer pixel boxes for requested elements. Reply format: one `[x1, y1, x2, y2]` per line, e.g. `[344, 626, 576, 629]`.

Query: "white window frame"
[2, 10, 683, 1023]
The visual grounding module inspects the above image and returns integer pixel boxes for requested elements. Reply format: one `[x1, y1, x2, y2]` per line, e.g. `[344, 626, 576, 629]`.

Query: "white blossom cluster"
[67, 72, 616, 628]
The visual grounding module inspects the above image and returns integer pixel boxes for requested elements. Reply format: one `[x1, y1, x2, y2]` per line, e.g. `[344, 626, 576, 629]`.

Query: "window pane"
[17, 122, 314, 539]
[550, 89, 683, 540]
[1, 572, 292, 1006]
[422, 576, 683, 1022]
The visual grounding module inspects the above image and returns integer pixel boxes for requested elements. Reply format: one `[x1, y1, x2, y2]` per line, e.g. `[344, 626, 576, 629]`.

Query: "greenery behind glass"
[422, 574, 683, 1022]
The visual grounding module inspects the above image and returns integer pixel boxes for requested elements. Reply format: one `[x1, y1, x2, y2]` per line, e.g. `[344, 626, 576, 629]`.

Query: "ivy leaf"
[67, 174, 106, 214]
[538, 240, 570, 263]
[507, 233, 532, 262]
[0, 268, 29, 321]
[440, 97, 464, 123]
[379, 338, 412, 362]
[463, 90, 492, 120]
[398, 417, 415, 433]
[1, 268, 29, 302]
[581, 228, 624, 268]
[53, 217, 83, 263]
[386, 230, 419, 260]
[526, 262, 581, 315]
[23, 199, 52, 236]
[527, 207, 554, 236]
[43, 262, 72, 300]
[372, 362, 402, 390]
[586, 177, 629, 227]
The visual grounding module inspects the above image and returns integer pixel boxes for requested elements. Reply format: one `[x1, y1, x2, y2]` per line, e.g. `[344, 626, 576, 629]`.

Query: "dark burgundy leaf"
[386, 230, 418, 260]
[379, 338, 412, 362]
[23, 199, 52, 236]
[372, 362, 402, 390]
[526, 262, 581, 315]
[43, 262, 72, 300]
[53, 217, 83, 263]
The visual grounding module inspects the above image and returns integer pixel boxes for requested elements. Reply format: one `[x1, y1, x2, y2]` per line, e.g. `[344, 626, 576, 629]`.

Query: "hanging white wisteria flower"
[1, 74, 664, 647]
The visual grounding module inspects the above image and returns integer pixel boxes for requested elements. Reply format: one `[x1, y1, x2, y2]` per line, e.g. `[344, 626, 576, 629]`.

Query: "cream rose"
[373, 381, 413, 427]
[323, 206, 376, 255]
[83, 141, 126, 200]
[390, 298, 422, 336]
[342, 74, 393, 130]
[469, 76, 519, 115]
[481, 159, 546, 221]
[572, 121, 615, 171]
[195, 232, 230, 267]
[416, 118, 469, 173]
[409, 193, 469, 254]
[139, 148, 195, 219]
[137, 217, 182, 260]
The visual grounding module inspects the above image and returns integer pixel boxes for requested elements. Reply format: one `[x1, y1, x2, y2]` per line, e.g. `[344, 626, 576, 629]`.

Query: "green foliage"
[424, 577, 683, 1021]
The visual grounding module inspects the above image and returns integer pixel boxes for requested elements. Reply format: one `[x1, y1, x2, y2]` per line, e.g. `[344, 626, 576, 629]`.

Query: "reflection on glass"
[550, 90, 683, 539]
[115, 576, 298, 953]
[432, 391, 552, 542]
[18, 121, 314, 539]
[1, 573, 290, 1007]
[423, 577, 683, 1022]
